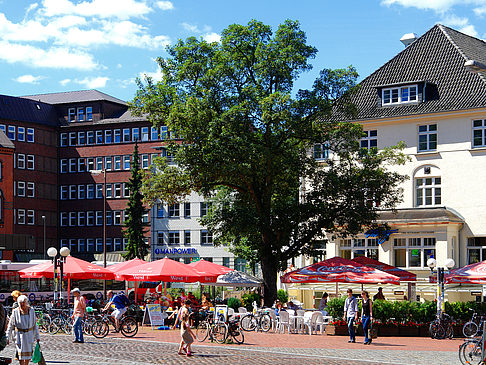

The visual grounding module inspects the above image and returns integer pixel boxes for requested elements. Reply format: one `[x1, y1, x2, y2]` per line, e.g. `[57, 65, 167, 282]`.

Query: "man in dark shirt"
[103, 290, 129, 331]
[373, 287, 386, 301]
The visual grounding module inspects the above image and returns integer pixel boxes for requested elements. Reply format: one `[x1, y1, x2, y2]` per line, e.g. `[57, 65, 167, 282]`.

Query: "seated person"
[286, 301, 299, 311]
[275, 301, 286, 316]
[201, 297, 213, 310]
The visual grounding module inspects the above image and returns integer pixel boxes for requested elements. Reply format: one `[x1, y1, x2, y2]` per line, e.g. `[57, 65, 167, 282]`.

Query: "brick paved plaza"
[1, 327, 462, 365]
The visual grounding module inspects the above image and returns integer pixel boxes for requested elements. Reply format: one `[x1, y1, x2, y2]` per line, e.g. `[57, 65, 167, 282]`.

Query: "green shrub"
[227, 297, 242, 310]
[277, 289, 289, 304]
[241, 292, 261, 310]
[373, 299, 394, 323]
[327, 297, 346, 319]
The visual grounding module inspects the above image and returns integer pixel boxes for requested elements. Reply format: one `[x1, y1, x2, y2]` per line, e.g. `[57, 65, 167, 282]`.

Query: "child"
[179, 312, 195, 356]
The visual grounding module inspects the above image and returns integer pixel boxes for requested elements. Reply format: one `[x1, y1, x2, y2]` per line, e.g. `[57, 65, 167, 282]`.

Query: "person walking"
[10, 290, 21, 309]
[178, 312, 195, 357]
[7, 295, 40, 365]
[343, 289, 358, 343]
[71, 288, 87, 343]
[361, 291, 373, 345]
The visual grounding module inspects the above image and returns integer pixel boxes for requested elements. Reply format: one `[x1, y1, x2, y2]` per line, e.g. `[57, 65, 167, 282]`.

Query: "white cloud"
[441, 14, 479, 37]
[60, 78, 71, 86]
[14, 74, 44, 84]
[381, 0, 486, 12]
[74, 76, 109, 88]
[140, 69, 163, 82]
[41, 0, 152, 20]
[474, 5, 486, 15]
[0, 41, 98, 70]
[181, 22, 200, 33]
[156, 1, 173, 10]
[203, 32, 221, 43]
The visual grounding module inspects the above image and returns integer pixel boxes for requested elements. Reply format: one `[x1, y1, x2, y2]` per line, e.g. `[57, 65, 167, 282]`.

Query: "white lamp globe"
[445, 258, 455, 269]
[60, 247, 70, 257]
[47, 247, 58, 258]
[427, 258, 437, 269]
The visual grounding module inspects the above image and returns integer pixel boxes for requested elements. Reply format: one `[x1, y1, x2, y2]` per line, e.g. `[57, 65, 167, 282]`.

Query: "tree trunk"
[260, 255, 278, 307]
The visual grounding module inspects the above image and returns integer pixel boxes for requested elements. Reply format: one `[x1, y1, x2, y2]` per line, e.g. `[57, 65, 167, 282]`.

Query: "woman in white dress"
[7, 295, 40, 365]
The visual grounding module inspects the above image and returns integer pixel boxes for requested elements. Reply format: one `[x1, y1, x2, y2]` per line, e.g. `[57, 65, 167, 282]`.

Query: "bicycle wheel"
[212, 323, 228, 344]
[429, 321, 445, 339]
[63, 318, 73, 335]
[49, 316, 62, 334]
[120, 317, 138, 337]
[196, 322, 209, 342]
[38, 314, 51, 333]
[463, 321, 478, 337]
[231, 327, 244, 344]
[461, 340, 482, 365]
[240, 314, 257, 331]
[259, 314, 272, 332]
[91, 320, 109, 339]
[445, 324, 454, 339]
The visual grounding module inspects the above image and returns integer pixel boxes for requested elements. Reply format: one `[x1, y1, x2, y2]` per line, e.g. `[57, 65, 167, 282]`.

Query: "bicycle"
[48, 309, 73, 335]
[459, 338, 483, 365]
[91, 310, 138, 338]
[463, 309, 486, 338]
[240, 303, 272, 332]
[34, 307, 51, 334]
[429, 312, 453, 339]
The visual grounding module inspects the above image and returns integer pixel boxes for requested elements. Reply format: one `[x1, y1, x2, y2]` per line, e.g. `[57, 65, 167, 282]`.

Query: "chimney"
[400, 33, 418, 47]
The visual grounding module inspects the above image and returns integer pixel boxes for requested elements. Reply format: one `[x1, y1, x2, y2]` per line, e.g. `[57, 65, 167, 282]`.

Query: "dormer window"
[68, 108, 75, 122]
[382, 85, 418, 105]
[77, 107, 84, 122]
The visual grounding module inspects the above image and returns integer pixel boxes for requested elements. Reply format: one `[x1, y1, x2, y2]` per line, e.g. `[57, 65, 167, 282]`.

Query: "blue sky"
[1, 0, 486, 101]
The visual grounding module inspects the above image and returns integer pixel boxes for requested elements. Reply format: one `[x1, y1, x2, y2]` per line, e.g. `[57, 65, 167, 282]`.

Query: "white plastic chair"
[227, 307, 235, 319]
[302, 311, 314, 335]
[314, 312, 325, 334]
[267, 309, 278, 332]
[238, 307, 247, 314]
[296, 309, 305, 317]
[276, 310, 292, 334]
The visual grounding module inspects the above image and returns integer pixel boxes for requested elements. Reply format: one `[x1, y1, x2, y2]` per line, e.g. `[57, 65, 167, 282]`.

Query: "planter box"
[325, 324, 349, 336]
[376, 325, 399, 337]
[398, 326, 419, 336]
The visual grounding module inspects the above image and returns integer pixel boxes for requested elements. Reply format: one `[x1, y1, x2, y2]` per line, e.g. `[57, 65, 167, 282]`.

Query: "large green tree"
[122, 142, 149, 260]
[131, 19, 407, 305]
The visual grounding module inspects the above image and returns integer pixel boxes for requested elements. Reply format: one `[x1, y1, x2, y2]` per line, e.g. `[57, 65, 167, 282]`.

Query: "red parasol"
[430, 261, 486, 284]
[116, 257, 218, 283]
[188, 259, 233, 275]
[108, 258, 147, 280]
[280, 256, 400, 284]
[19, 256, 115, 280]
[352, 256, 416, 281]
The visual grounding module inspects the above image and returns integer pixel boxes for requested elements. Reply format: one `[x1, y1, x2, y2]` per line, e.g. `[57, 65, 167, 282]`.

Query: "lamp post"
[47, 246, 70, 303]
[427, 257, 455, 314]
[90, 169, 107, 299]
[42, 215, 46, 260]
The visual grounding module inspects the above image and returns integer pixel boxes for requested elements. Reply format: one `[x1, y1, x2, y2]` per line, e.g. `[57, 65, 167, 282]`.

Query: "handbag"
[32, 342, 46, 364]
[369, 323, 378, 339]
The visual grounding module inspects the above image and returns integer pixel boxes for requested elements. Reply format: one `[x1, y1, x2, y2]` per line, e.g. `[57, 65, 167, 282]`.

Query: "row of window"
[60, 153, 156, 173]
[0, 125, 35, 142]
[14, 154, 35, 170]
[60, 210, 149, 226]
[382, 85, 418, 106]
[60, 237, 150, 253]
[60, 183, 130, 200]
[60, 126, 176, 146]
[68, 106, 93, 123]
[14, 209, 35, 225]
[14, 182, 35, 197]
[156, 230, 213, 246]
[156, 202, 210, 218]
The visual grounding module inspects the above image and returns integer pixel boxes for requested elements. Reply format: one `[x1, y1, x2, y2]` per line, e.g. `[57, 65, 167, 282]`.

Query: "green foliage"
[122, 143, 149, 260]
[277, 289, 289, 304]
[227, 297, 242, 310]
[241, 292, 261, 310]
[372, 299, 394, 323]
[132, 19, 408, 306]
[327, 297, 346, 319]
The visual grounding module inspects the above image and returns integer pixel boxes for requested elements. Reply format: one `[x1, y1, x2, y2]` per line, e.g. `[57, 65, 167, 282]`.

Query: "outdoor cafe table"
[288, 311, 304, 333]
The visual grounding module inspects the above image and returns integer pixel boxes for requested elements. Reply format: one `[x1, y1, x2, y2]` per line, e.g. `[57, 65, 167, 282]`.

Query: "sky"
[1, 0, 486, 102]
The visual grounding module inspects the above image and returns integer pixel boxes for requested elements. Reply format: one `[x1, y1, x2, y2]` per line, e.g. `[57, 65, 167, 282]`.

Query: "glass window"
[87, 157, 94, 171]
[201, 230, 213, 245]
[96, 130, 103, 144]
[160, 126, 168, 140]
[27, 128, 34, 142]
[235, 258, 246, 272]
[87, 238, 95, 252]
[123, 128, 130, 142]
[416, 177, 441, 206]
[124, 183, 130, 197]
[69, 185, 77, 200]
[151, 127, 158, 140]
[472, 119, 486, 147]
[105, 130, 112, 144]
[60, 159, 68, 173]
[114, 156, 121, 170]
[157, 204, 164, 218]
[141, 154, 149, 169]
[96, 157, 103, 170]
[106, 211, 113, 225]
[382, 85, 418, 105]
[132, 128, 140, 142]
[27, 182, 34, 197]
[114, 211, 122, 225]
[78, 131, 86, 145]
[27, 210, 34, 225]
[87, 211, 94, 226]
[114, 129, 121, 143]
[7, 126, 15, 140]
[105, 157, 112, 171]
[69, 158, 77, 172]
[69, 212, 76, 226]
[78, 239, 86, 253]
[60, 212, 68, 226]
[200, 202, 210, 217]
[141, 127, 149, 141]
[78, 158, 86, 172]
[17, 209, 25, 224]
[157, 232, 164, 245]
[60, 133, 67, 147]
[87, 184, 94, 199]
[87, 131, 94, 145]
[96, 238, 103, 252]
[96, 184, 103, 199]
[78, 185, 85, 199]
[68, 108, 75, 122]
[114, 238, 122, 251]
[17, 181, 25, 197]
[96, 211, 103, 226]
[360, 130, 378, 149]
[86, 106, 93, 121]
[0, 125, 5, 134]
[123, 155, 131, 170]
[17, 127, 25, 142]
[114, 183, 122, 198]
[168, 231, 180, 245]
[106, 184, 112, 198]
[17, 154, 25, 169]
[69, 132, 76, 146]
[313, 143, 329, 160]
[60, 186, 68, 200]
[78, 211, 86, 226]
[418, 124, 437, 152]
[168, 204, 180, 217]
[184, 202, 191, 218]
[77, 107, 84, 122]
[184, 231, 191, 245]
[27, 155, 34, 170]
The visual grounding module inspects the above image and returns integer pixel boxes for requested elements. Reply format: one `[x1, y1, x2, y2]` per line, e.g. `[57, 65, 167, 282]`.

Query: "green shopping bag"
[32, 342, 42, 363]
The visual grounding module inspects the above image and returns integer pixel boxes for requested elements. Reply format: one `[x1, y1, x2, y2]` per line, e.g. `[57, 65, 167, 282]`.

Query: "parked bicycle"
[429, 312, 453, 339]
[240, 302, 272, 332]
[91, 310, 138, 338]
[463, 309, 486, 338]
[459, 337, 483, 365]
[49, 308, 73, 335]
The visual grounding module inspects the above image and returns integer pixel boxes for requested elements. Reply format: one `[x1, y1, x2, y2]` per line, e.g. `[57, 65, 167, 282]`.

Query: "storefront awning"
[376, 207, 464, 225]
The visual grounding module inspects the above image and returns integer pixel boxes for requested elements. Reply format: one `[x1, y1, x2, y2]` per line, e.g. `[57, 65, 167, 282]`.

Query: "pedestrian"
[7, 295, 40, 365]
[172, 299, 191, 330]
[373, 287, 385, 301]
[319, 292, 328, 315]
[343, 289, 358, 343]
[178, 312, 195, 357]
[361, 290, 373, 345]
[71, 288, 87, 343]
[10, 290, 21, 309]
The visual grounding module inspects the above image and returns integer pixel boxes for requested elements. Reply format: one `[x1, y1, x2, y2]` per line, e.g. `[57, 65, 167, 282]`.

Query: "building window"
[60, 212, 68, 226]
[156, 204, 164, 218]
[78, 211, 86, 226]
[313, 143, 329, 160]
[68, 108, 75, 122]
[96, 130, 103, 144]
[69, 212, 76, 226]
[60, 133, 67, 147]
[114, 156, 121, 170]
[60, 186, 68, 200]
[78, 131, 86, 145]
[123, 128, 130, 142]
[200, 202, 210, 217]
[78, 185, 85, 199]
[339, 238, 378, 261]
[77, 107, 84, 122]
[87, 131, 94, 145]
[360, 130, 378, 149]
[106, 211, 113, 225]
[78, 158, 86, 172]
[7, 126, 15, 140]
[157, 232, 164, 245]
[17, 154, 25, 169]
[78, 239, 86, 253]
[160, 126, 168, 140]
[114, 129, 121, 143]
[184, 231, 191, 245]
[87, 211, 94, 226]
[27, 182, 35, 197]
[114, 211, 122, 225]
[69, 185, 77, 200]
[142, 212, 149, 223]
[17, 127, 25, 142]
[96, 211, 103, 226]
[87, 238, 95, 252]
[382, 85, 417, 105]
[234, 258, 246, 272]
[87, 158, 94, 171]
[96, 184, 103, 199]
[87, 184, 94, 199]
[168, 231, 180, 245]
[86, 106, 93, 121]
[96, 157, 103, 170]
[472, 119, 486, 147]
[467, 237, 486, 264]
[123, 155, 131, 170]
[60, 159, 67, 173]
[200, 230, 213, 245]
[69, 132, 76, 146]
[27, 155, 34, 170]
[393, 237, 436, 268]
[168, 204, 180, 217]
[114, 183, 122, 198]
[27, 128, 34, 142]
[184, 203, 191, 218]
[27, 210, 34, 225]
[17, 181, 25, 197]
[141, 154, 149, 169]
[69, 158, 76, 173]
[105, 130, 112, 144]
[17, 209, 25, 224]
[151, 127, 159, 140]
[415, 177, 441, 207]
[418, 124, 437, 152]
[106, 238, 113, 252]
[132, 128, 140, 141]
[105, 157, 113, 171]
[96, 238, 103, 252]
[141, 127, 149, 141]
[106, 184, 112, 198]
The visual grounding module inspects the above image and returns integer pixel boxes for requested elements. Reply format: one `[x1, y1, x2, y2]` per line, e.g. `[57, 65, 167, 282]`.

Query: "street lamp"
[89, 169, 107, 299]
[427, 257, 455, 314]
[42, 215, 46, 260]
[47, 246, 70, 303]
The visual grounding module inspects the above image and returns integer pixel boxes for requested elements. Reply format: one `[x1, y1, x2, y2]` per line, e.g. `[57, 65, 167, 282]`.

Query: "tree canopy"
[131, 19, 407, 305]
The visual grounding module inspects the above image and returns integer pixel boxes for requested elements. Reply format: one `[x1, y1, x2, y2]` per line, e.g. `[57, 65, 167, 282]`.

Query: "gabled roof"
[348, 24, 486, 121]
[21, 90, 127, 106]
[0, 130, 14, 149]
[377, 207, 464, 224]
[0, 94, 58, 126]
